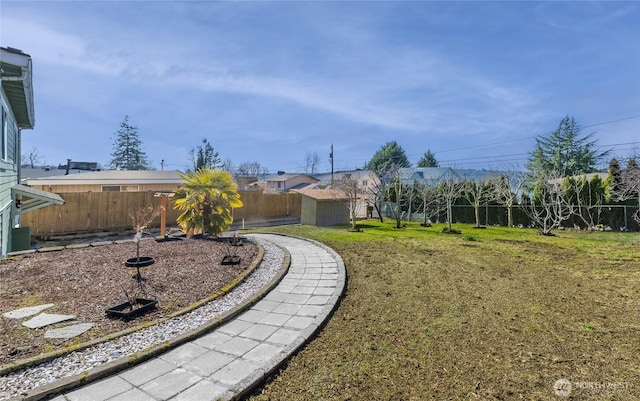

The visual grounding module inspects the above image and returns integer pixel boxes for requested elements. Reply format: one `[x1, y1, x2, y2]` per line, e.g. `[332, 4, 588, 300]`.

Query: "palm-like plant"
[172, 168, 243, 236]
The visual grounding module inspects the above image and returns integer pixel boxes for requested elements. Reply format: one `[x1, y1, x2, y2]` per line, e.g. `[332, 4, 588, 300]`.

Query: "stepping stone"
[45, 323, 94, 339]
[90, 241, 113, 247]
[38, 246, 65, 252]
[22, 313, 76, 329]
[3, 304, 55, 319]
[66, 243, 90, 249]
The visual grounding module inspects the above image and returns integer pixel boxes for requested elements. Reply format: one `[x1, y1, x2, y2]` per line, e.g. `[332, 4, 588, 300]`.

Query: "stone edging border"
[1, 238, 265, 376]
[5, 237, 292, 401]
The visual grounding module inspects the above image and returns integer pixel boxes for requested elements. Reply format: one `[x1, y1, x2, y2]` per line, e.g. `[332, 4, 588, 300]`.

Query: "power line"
[433, 136, 536, 155]
[428, 115, 640, 158]
[582, 115, 640, 129]
[264, 115, 639, 173]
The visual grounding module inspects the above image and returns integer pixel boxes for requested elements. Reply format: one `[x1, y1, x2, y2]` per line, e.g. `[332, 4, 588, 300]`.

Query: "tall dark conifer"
[109, 116, 150, 170]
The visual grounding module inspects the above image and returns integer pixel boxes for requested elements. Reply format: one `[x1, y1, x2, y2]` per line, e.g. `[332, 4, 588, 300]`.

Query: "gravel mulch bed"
[0, 236, 258, 366]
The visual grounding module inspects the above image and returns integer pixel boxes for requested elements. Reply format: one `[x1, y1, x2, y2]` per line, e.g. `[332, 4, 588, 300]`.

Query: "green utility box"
[11, 226, 31, 252]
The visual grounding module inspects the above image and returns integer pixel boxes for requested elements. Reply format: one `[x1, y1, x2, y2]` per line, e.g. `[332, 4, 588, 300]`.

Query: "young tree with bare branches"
[614, 158, 640, 226]
[563, 174, 606, 230]
[522, 171, 574, 235]
[489, 172, 525, 228]
[333, 173, 362, 231]
[462, 177, 491, 228]
[438, 173, 464, 232]
[415, 178, 442, 227]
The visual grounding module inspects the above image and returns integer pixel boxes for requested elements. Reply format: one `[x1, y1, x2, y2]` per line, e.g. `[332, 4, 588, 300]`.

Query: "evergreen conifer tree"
[417, 149, 439, 167]
[526, 115, 608, 177]
[109, 116, 150, 170]
[365, 141, 411, 175]
[189, 139, 221, 171]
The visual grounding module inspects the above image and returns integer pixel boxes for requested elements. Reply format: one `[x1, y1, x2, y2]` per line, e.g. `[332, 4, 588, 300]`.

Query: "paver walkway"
[48, 234, 345, 401]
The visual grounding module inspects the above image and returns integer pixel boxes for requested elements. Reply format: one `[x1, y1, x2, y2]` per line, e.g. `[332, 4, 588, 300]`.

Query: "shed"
[294, 188, 349, 227]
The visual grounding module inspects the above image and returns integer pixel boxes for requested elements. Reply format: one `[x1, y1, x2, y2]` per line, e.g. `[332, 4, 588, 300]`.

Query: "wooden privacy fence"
[21, 191, 301, 238]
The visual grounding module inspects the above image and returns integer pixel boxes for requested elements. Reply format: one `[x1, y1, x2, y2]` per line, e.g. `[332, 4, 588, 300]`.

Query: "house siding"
[0, 88, 19, 256]
[266, 174, 318, 192]
[27, 183, 180, 193]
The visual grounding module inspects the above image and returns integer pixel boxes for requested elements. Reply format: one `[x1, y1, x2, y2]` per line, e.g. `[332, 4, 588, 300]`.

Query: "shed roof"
[293, 188, 347, 200]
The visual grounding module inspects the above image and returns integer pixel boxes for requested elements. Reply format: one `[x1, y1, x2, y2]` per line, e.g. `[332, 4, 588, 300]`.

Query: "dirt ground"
[0, 236, 258, 366]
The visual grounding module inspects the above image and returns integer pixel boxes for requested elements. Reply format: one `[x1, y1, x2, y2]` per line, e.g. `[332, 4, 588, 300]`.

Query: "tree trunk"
[373, 202, 384, 222]
[474, 204, 481, 227]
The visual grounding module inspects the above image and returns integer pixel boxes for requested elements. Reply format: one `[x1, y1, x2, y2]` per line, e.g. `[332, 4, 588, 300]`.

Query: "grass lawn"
[248, 220, 639, 400]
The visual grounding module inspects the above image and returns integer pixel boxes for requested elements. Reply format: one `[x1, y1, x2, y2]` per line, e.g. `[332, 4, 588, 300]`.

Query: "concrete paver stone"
[44, 323, 94, 339]
[22, 313, 76, 329]
[139, 368, 201, 400]
[2, 303, 54, 319]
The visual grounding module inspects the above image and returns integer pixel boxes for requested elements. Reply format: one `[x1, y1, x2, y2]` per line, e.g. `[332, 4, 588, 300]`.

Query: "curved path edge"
[10, 237, 288, 401]
[28, 233, 346, 401]
[1, 241, 268, 377]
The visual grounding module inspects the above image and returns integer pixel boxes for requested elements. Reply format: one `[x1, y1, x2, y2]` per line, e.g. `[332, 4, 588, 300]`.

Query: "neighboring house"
[264, 173, 318, 193]
[26, 170, 184, 193]
[1, 47, 63, 255]
[399, 167, 511, 186]
[21, 166, 96, 182]
[234, 176, 260, 191]
[398, 167, 458, 185]
[294, 188, 349, 227]
[59, 161, 100, 171]
[313, 169, 381, 193]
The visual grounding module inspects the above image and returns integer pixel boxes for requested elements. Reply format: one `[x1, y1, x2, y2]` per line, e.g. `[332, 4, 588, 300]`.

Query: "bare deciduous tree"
[381, 165, 413, 229]
[221, 158, 234, 173]
[438, 174, 464, 232]
[22, 146, 43, 168]
[364, 175, 385, 223]
[415, 178, 442, 227]
[564, 174, 606, 230]
[333, 173, 362, 230]
[304, 152, 320, 175]
[489, 172, 525, 228]
[615, 158, 640, 226]
[235, 161, 269, 180]
[522, 171, 574, 235]
[462, 177, 491, 228]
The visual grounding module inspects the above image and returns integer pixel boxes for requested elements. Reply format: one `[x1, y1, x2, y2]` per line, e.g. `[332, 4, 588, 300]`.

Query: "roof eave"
[1, 48, 35, 129]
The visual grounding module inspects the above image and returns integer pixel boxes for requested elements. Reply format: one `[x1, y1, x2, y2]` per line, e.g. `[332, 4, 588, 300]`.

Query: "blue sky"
[1, 1, 639, 174]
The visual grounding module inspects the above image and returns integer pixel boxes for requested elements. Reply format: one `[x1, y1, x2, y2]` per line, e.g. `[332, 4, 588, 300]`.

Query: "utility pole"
[330, 144, 334, 186]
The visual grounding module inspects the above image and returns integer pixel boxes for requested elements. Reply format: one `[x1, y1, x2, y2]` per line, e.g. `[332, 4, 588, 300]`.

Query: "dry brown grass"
[249, 221, 639, 400]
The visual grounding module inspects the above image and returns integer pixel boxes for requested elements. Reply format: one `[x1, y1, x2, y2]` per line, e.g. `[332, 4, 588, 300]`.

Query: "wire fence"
[380, 202, 640, 232]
